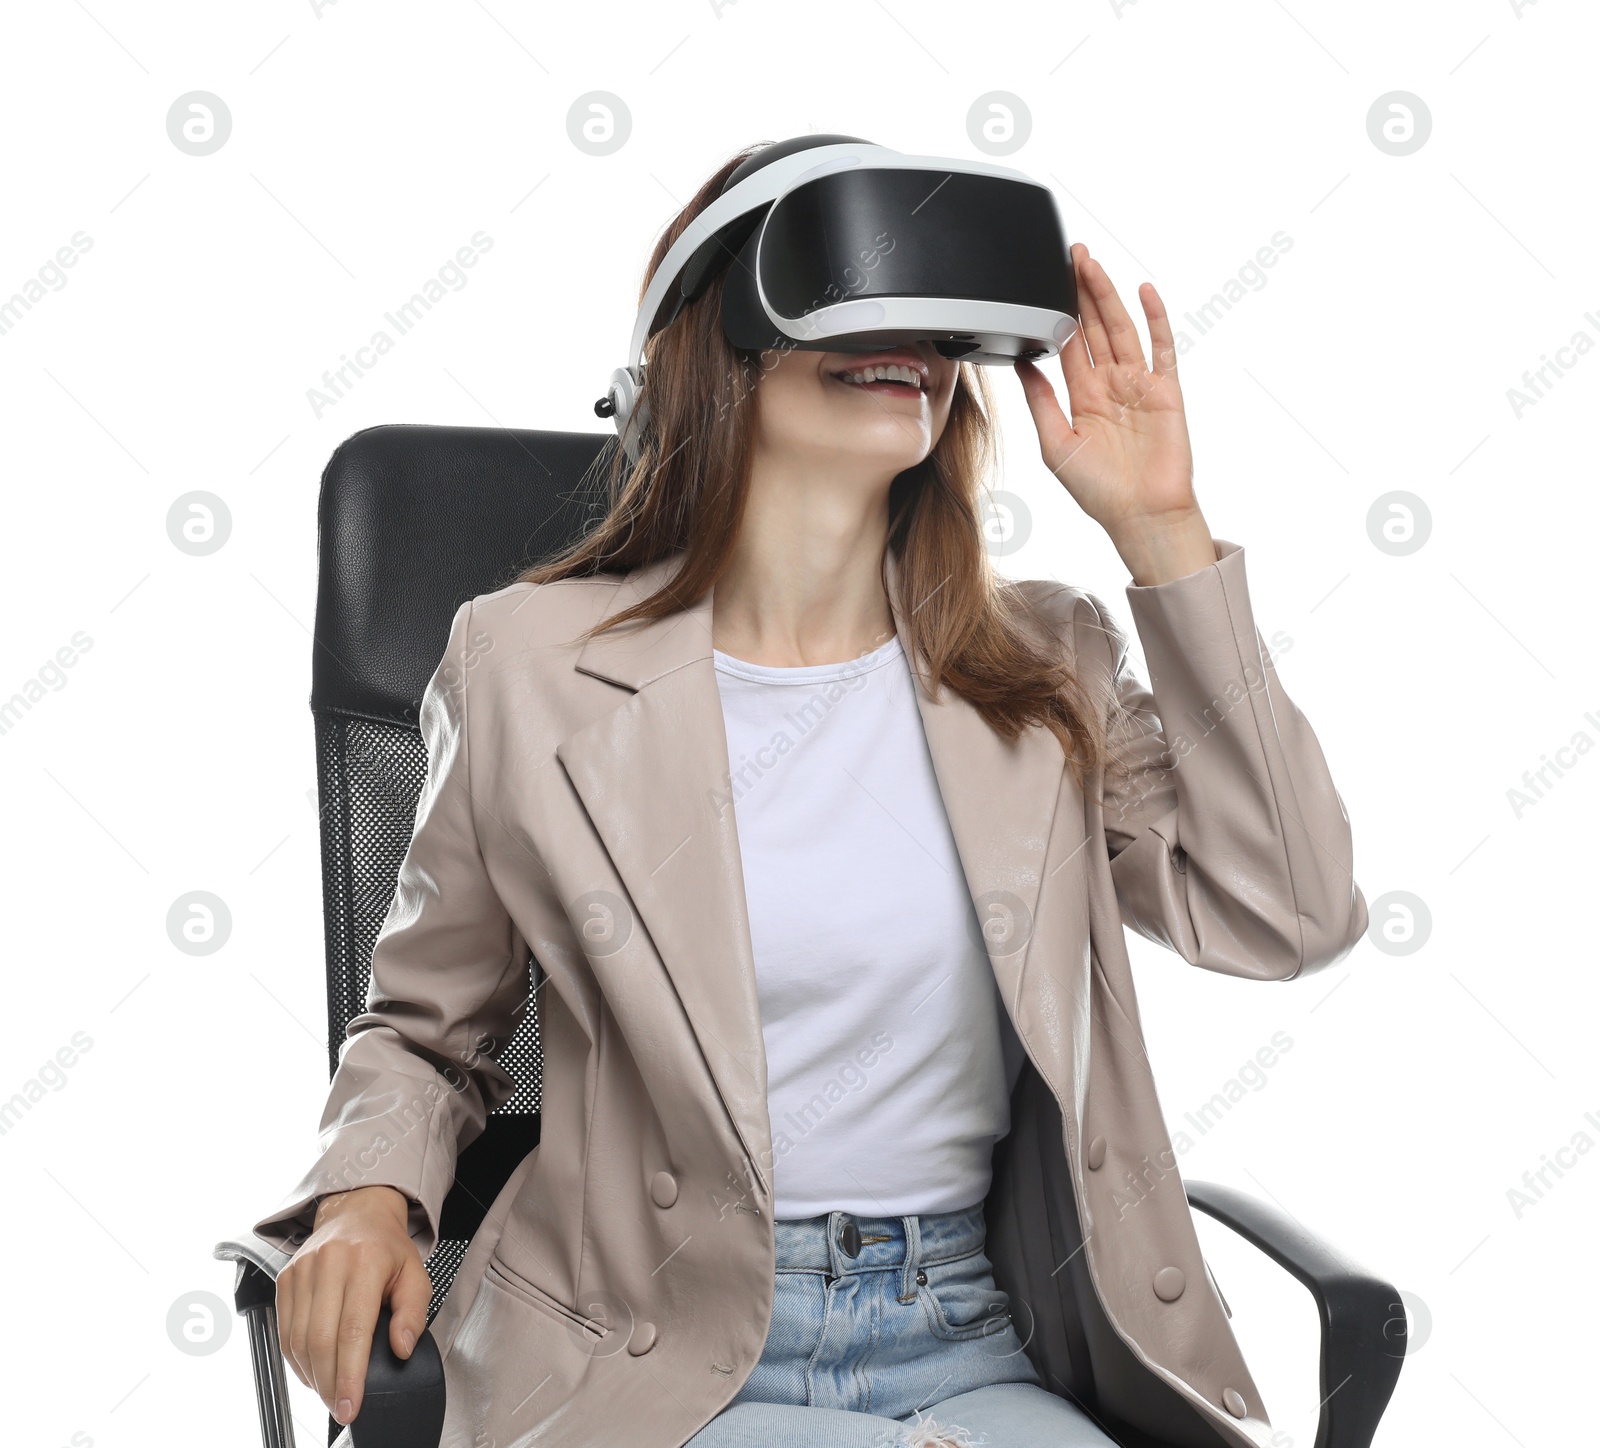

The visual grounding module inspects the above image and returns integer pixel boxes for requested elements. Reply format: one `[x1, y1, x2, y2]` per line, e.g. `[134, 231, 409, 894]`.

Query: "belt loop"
[900, 1213, 922, 1300]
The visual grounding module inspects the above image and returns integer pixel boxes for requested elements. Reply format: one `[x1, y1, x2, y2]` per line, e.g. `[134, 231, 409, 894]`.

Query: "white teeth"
[837, 363, 923, 390]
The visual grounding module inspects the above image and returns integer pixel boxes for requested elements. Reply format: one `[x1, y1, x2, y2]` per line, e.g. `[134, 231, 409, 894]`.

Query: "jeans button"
[915, 1269, 928, 1286]
[839, 1220, 861, 1257]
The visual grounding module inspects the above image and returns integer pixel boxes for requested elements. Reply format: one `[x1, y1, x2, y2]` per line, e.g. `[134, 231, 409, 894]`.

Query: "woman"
[257, 140, 1366, 1448]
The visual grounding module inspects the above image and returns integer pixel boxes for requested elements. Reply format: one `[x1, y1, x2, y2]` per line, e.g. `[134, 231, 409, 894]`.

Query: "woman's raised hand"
[1014, 242, 1210, 582]
[276, 1184, 435, 1428]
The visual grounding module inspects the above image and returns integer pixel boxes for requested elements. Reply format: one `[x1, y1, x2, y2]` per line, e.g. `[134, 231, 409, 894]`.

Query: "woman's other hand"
[1015, 242, 1214, 586]
[276, 1184, 434, 1427]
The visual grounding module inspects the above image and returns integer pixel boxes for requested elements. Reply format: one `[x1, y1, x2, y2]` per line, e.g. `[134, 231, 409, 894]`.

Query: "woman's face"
[750, 341, 960, 478]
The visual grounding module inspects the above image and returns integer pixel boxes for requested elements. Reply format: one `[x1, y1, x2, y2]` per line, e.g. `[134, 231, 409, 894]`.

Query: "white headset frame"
[603, 141, 1077, 463]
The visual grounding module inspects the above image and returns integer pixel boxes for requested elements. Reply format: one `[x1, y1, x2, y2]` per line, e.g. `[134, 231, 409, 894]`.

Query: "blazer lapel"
[554, 547, 1084, 1198]
[883, 548, 1081, 1034]
[554, 554, 773, 1183]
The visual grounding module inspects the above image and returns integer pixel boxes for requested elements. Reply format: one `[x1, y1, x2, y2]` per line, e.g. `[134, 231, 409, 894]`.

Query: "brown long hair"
[519, 143, 1120, 788]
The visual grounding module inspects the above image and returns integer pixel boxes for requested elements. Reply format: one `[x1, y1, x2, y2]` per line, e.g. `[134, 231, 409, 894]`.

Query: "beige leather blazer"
[253, 537, 1367, 1448]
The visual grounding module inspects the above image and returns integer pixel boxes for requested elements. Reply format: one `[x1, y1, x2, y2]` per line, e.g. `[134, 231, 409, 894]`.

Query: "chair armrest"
[214, 1231, 301, 1448]
[1184, 1180, 1406, 1448]
[216, 1229, 296, 1285]
[215, 1230, 447, 1448]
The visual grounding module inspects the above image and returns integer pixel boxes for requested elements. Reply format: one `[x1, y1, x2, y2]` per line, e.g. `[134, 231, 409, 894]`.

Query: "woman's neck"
[711, 460, 897, 668]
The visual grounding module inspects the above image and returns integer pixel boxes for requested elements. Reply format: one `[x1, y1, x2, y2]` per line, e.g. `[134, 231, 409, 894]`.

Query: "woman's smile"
[827, 346, 932, 399]
[830, 367, 925, 397]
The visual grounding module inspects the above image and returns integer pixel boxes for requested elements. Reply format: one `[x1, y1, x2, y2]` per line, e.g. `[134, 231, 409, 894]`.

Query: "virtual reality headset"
[595, 133, 1080, 463]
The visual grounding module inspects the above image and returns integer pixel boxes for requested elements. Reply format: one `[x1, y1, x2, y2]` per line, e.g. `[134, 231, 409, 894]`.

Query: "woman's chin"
[758, 411, 933, 472]
[826, 417, 933, 461]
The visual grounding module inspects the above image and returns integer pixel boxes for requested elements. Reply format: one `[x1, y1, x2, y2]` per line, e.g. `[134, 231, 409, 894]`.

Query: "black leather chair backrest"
[313, 423, 615, 722]
[311, 423, 613, 1323]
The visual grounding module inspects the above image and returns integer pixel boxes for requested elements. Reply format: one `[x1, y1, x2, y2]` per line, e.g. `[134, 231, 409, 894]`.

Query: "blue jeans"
[685, 1204, 1121, 1446]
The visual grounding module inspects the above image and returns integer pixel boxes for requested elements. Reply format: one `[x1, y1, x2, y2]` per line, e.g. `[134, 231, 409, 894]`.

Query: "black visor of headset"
[596, 135, 1080, 462]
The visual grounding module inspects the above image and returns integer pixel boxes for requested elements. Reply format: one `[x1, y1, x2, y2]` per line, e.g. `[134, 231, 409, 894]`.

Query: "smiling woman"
[261, 135, 1368, 1448]
[519, 143, 1120, 783]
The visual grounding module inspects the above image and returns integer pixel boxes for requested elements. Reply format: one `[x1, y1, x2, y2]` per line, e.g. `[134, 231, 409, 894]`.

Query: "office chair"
[213, 423, 1407, 1448]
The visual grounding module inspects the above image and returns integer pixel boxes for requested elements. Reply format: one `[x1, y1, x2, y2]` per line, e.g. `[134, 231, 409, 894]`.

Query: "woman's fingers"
[1058, 294, 1094, 397]
[1081, 252, 1147, 369]
[1140, 282, 1180, 380]
[327, 1247, 432, 1423]
[388, 1251, 435, 1363]
[331, 1261, 389, 1424]
[1014, 355, 1071, 448]
[286, 1258, 317, 1393]
[277, 1269, 302, 1386]
[1072, 243, 1114, 369]
[306, 1247, 352, 1416]
[1068, 242, 1177, 394]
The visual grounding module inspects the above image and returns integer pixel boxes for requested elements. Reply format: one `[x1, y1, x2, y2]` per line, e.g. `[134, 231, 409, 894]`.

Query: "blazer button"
[628, 1320, 658, 1356]
[650, 1171, 679, 1208]
[1223, 1388, 1248, 1418]
[1152, 1266, 1186, 1301]
[1085, 1135, 1107, 1170]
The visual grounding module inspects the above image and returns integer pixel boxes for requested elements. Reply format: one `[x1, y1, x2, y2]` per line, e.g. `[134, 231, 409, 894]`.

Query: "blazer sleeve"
[1084, 538, 1368, 981]
[252, 598, 531, 1260]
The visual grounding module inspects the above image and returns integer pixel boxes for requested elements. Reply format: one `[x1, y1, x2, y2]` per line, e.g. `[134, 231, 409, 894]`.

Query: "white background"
[1, 1, 1595, 1445]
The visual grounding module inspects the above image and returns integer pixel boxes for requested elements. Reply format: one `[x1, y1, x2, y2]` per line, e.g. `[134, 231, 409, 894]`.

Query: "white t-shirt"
[712, 632, 1026, 1220]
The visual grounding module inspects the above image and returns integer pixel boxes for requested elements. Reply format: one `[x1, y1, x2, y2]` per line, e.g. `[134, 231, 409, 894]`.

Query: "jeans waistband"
[772, 1202, 988, 1276]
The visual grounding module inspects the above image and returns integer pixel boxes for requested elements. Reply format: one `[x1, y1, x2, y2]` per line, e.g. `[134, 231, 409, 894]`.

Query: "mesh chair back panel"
[311, 424, 611, 1339]
[315, 714, 428, 1077]
[315, 713, 545, 1117]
